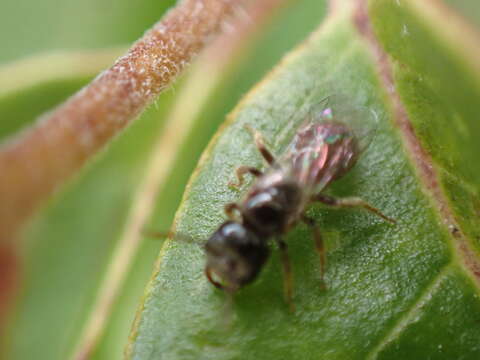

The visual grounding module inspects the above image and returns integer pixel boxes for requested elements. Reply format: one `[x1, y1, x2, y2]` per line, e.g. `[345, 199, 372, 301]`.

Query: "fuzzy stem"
[0, 0, 246, 242]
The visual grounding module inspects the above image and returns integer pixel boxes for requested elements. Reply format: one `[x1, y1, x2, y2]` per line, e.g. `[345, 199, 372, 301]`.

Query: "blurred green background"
[0, 0, 175, 63]
[1, 0, 479, 359]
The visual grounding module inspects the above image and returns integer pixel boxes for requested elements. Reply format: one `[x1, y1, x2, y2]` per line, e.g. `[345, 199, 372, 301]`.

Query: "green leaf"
[4, 0, 479, 359]
[369, 0, 480, 252]
[128, 2, 480, 360]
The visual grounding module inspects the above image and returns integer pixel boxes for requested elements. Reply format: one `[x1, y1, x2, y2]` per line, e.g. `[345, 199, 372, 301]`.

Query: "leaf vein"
[366, 264, 452, 360]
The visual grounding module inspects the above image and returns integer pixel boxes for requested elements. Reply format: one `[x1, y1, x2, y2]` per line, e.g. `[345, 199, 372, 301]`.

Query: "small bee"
[204, 97, 395, 310]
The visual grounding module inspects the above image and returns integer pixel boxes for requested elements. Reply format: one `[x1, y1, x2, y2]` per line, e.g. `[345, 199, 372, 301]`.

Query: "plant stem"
[0, 0, 246, 242]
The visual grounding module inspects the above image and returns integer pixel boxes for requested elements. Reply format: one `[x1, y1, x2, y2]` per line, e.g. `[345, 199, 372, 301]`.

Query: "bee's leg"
[302, 215, 326, 287]
[224, 202, 242, 221]
[244, 124, 276, 165]
[228, 166, 263, 189]
[313, 194, 396, 224]
[276, 238, 295, 312]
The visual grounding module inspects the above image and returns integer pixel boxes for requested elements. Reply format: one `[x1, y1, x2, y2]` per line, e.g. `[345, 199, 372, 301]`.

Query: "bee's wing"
[280, 93, 379, 194]
[307, 93, 379, 153]
[282, 134, 358, 194]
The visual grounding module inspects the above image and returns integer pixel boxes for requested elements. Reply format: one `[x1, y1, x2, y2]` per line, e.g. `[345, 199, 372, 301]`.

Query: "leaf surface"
[128, 2, 480, 359]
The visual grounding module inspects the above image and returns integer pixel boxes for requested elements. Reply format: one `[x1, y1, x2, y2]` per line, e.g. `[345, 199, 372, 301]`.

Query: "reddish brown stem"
[0, 242, 19, 339]
[0, 0, 246, 242]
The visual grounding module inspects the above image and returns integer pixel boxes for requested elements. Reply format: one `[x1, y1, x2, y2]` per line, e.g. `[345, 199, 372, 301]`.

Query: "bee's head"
[205, 221, 269, 290]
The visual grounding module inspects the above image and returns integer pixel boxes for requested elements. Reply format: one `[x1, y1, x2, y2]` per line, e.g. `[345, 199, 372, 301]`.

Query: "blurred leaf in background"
[0, 0, 175, 63]
[1, 0, 480, 359]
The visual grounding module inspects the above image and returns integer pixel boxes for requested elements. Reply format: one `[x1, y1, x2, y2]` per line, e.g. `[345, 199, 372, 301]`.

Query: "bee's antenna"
[143, 228, 202, 247]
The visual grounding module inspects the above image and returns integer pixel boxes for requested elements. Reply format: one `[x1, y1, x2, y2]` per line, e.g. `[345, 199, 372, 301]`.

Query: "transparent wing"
[307, 93, 379, 153]
[279, 93, 378, 194]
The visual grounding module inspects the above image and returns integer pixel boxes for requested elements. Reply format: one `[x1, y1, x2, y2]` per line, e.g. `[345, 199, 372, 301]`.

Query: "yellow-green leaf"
[128, 2, 480, 359]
